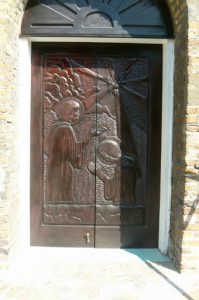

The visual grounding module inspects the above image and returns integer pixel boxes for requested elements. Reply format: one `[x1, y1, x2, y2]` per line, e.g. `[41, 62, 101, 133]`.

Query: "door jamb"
[19, 37, 174, 254]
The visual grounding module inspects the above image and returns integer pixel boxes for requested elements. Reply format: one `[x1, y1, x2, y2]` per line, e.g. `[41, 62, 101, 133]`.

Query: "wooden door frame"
[18, 37, 174, 254]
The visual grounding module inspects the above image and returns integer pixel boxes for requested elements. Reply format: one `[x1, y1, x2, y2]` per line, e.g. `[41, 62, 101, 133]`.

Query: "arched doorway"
[21, 0, 174, 248]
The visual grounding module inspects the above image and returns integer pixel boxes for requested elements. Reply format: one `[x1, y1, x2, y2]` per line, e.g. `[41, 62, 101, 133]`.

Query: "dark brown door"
[31, 43, 162, 248]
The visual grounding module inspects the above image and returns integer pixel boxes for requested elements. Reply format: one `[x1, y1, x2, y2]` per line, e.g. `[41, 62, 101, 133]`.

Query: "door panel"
[95, 57, 148, 227]
[95, 227, 151, 248]
[37, 226, 95, 247]
[31, 43, 162, 247]
[95, 206, 145, 226]
[43, 55, 97, 228]
[31, 49, 98, 246]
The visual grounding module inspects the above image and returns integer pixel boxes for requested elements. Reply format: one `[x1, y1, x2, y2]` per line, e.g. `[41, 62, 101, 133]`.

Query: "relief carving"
[43, 55, 147, 218]
[97, 138, 121, 165]
[120, 155, 141, 204]
[95, 205, 145, 226]
[45, 98, 86, 203]
[90, 137, 121, 202]
[88, 138, 141, 204]
[88, 161, 120, 202]
[84, 12, 113, 28]
[44, 57, 119, 204]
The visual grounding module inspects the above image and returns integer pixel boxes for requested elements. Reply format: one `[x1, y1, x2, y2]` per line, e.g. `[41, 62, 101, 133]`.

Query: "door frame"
[19, 37, 174, 254]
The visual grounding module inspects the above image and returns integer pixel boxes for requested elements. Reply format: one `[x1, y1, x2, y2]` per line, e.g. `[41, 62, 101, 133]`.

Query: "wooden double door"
[31, 43, 162, 248]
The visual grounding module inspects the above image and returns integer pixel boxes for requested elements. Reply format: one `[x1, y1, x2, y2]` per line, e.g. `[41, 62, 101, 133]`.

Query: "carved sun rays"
[40, 0, 156, 26]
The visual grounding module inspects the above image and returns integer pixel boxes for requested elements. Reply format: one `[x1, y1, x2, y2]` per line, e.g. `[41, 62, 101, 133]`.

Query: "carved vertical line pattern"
[118, 0, 143, 15]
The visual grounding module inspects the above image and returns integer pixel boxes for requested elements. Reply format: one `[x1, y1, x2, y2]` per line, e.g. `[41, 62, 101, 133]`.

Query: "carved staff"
[69, 57, 147, 102]
[69, 58, 118, 89]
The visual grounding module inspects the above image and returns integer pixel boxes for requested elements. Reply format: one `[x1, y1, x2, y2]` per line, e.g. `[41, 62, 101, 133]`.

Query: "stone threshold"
[12, 247, 170, 265]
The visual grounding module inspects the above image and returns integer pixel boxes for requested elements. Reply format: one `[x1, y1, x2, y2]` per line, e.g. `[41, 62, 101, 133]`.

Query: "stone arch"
[0, 0, 191, 272]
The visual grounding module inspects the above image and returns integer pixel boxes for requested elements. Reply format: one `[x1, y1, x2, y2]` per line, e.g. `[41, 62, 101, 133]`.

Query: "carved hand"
[90, 127, 107, 137]
[96, 127, 107, 136]
[87, 162, 95, 175]
[88, 162, 108, 181]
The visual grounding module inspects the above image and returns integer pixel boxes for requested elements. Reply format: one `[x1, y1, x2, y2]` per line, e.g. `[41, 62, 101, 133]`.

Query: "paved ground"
[0, 249, 198, 300]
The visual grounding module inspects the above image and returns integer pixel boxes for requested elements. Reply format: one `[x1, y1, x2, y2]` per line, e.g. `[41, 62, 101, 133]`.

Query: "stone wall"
[165, 0, 199, 271]
[0, 0, 198, 271]
[181, 0, 199, 271]
[0, 0, 28, 267]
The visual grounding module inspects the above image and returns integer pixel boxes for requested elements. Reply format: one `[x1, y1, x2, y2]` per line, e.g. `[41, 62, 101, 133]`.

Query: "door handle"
[86, 232, 90, 244]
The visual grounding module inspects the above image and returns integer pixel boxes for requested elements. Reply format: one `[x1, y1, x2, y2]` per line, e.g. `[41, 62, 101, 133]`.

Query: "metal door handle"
[86, 232, 90, 244]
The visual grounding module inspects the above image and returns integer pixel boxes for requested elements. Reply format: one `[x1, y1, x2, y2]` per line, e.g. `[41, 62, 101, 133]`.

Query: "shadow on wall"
[184, 167, 199, 227]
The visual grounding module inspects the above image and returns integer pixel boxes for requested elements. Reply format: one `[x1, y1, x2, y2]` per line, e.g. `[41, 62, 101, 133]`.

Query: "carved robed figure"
[45, 98, 85, 203]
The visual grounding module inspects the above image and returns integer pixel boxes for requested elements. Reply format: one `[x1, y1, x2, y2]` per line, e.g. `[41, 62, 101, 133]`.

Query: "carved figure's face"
[98, 140, 121, 164]
[67, 101, 81, 124]
[57, 99, 82, 124]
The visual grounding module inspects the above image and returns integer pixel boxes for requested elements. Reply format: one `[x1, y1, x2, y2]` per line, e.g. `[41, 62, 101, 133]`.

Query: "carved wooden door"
[31, 43, 162, 247]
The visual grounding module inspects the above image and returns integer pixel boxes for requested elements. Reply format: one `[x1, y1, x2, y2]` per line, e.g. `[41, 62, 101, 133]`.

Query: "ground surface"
[0, 249, 198, 300]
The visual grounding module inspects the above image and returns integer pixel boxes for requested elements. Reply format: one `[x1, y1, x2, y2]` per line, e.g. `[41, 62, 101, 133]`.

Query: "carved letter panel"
[31, 44, 162, 247]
